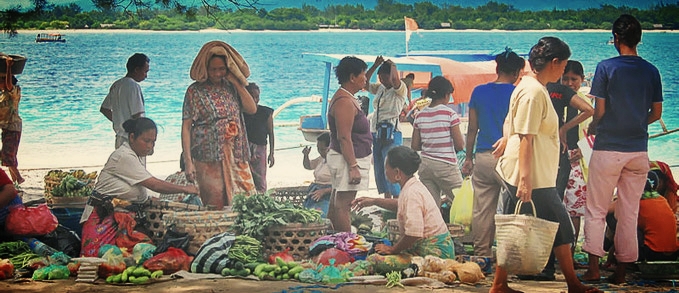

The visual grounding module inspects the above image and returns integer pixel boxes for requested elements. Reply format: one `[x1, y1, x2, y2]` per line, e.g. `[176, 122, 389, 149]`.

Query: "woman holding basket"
[490, 37, 600, 293]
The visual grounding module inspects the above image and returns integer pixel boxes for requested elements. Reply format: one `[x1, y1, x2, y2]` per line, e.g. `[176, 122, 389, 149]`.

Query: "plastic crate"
[51, 208, 84, 238]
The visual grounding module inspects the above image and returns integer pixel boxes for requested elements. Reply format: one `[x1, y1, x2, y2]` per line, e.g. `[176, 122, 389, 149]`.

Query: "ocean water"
[2, 30, 678, 169]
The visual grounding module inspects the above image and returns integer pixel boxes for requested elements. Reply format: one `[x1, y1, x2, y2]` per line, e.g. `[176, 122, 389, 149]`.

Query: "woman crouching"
[352, 146, 454, 258]
[80, 117, 199, 257]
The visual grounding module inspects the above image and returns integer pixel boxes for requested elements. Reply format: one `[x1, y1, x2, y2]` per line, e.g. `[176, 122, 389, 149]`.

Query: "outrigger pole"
[650, 118, 679, 139]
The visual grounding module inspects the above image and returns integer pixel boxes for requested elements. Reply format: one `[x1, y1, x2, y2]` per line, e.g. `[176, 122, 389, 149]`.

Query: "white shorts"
[326, 149, 371, 192]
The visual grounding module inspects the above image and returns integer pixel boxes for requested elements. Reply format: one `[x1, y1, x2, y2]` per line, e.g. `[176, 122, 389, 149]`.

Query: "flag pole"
[404, 16, 409, 56]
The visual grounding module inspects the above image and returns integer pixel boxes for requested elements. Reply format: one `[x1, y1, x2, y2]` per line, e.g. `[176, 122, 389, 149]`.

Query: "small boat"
[36, 33, 66, 43]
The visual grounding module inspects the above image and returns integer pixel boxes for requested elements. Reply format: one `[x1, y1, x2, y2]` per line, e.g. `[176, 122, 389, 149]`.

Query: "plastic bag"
[154, 224, 191, 254]
[315, 248, 353, 266]
[114, 212, 151, 252]
[133, 243, 156, 265]
[32, 264, 70, 280]
[37, 225, 81, 258]
[98, 248, 126, 277]
[5, 204, 58, 236]
[0, 259, 13, 280]
[450, 177, 473, 232]
[144, 247, 193, 274]
[98, 244, 121, 258]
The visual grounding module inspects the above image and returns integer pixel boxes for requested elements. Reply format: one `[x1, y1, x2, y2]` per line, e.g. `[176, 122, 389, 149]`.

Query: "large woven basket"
[144, 200, 203, 244]
[270, 186, 308, 206]
[387, 220, 467, 242]
[164, 210, 238, 255]
[43, 170, 96, 205]
[495, 201, 559, 275]
[263, 220, 330, 261]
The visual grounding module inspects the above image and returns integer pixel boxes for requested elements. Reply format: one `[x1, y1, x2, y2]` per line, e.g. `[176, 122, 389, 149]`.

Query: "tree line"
[3, 0, 679, 34]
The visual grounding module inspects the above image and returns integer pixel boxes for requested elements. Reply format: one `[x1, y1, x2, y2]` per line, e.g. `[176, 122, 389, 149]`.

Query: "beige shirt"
[398, 177, 449, 238]
[94, 141, 153, 202]
[496, 76, 560, 189]
[310, 156, 331, 185]
[369, 80, 408, 132]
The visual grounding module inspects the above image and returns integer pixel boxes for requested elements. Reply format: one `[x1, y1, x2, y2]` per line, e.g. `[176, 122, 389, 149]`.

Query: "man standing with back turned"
[100, 53, 150, 148]
[582, 14, 663, 284]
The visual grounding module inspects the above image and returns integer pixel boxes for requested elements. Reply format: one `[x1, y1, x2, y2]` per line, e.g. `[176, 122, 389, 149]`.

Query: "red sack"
[143, 247, 193, 274]
[315, 248, 354, 266]
[114, 212, 152, 252]
[5, 204, 58, 236]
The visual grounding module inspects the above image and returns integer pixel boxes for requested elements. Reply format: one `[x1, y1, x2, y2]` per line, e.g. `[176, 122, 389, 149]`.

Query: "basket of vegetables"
[44, 170, 97, 205]
[232, 194, 327, 261]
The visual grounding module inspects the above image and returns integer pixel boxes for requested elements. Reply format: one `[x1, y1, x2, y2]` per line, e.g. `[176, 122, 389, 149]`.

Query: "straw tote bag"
[494, 200, 559, 275]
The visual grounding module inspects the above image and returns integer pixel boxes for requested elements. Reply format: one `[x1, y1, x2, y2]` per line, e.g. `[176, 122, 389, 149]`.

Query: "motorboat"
[36, 33, 66, 43]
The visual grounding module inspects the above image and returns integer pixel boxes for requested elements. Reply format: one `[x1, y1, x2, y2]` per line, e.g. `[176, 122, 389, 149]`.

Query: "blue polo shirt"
[468, 82, 515, 152]
[590, 56, 663, 152]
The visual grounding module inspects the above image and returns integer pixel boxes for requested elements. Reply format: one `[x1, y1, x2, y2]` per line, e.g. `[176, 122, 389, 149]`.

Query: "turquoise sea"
[2, 30, 678, 169]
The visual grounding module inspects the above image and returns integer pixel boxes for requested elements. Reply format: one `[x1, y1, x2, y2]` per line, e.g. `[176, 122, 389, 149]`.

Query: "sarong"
[406, 232, 455, 259]
[0, 129, 20, 167]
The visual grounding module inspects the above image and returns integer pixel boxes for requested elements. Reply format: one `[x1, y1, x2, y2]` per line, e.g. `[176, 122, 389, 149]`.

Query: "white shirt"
[94, 141, 153, 202]
[310, 156, 332, 185]
[101, 77, 145, 138]
[369, 80, 408, 132]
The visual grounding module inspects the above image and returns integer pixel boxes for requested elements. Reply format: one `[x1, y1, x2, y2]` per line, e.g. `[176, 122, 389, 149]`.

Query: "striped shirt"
[413, 104, 461, 164]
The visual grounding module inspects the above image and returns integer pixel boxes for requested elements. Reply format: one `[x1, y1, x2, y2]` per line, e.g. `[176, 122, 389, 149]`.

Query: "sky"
[0, 0, 663, 12]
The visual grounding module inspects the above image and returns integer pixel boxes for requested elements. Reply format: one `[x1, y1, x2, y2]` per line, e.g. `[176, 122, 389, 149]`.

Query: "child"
[243, 83, 274, 193]
[302, 133, 332, 218]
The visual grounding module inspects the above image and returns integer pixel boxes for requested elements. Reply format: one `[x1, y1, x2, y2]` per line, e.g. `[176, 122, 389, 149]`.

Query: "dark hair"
[426, 76, 453, 101]
[564, 60, 584, 78]
[126, 53, 149, 73]
[335, 56, 367, 84]
[317, 132, 330, 146]
[122, 117, 157, 139]
[405, 73, 415, 79]
[528, 37, 571, 72]
[246, 82, 259, 92]
[377, 60, 393, 76]
[386, 146, 421, 176]
[613, 14, 642, 48]
[495, 48, 525, 75]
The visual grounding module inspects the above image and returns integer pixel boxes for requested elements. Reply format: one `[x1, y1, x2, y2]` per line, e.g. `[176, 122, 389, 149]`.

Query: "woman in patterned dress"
[181, 41, 257, 209]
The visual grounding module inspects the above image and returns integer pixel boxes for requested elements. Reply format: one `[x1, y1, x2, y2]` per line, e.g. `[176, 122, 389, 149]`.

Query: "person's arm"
[140, 177, 199, 194]
[450, 124, 465, 153]
[0, 183, 17, 209]
[302, 147, 312, 170]
[100, 107, 113, 122]
[364, 56, 384, 90]
[226, 74, 257, 114]
[351, 197, 398, 212]
[587, 97, 606, 135]
[516, 134, 534, 203]
[559, 95, 594, 150]
[333, 99, 362, 182]
[648, 102, 662, 124]
[390, 62, 402, 90]
[181, 118, 195, 182]
[492, 117, 510, 159]
[267, 112, 275, 167]
[411, 128, 422, 151]
[463, 108, 479, 176]
[378, 235, 419, 255]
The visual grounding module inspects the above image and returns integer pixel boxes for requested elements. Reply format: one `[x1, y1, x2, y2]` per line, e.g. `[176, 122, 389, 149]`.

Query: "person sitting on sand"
[352, 146, 454, 258]
[302, 133, 332, 218]
[80, 117, 199, 257]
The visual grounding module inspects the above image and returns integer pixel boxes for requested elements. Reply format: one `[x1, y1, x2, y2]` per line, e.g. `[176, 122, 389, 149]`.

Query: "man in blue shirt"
[582, 14, 663, 284]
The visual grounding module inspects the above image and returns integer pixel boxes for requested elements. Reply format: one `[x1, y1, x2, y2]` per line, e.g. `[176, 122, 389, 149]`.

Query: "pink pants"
[583, 150, 649, 263]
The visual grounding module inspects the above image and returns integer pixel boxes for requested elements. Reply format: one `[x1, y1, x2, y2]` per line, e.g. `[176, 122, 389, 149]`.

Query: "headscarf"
[189, 41, 250, 86]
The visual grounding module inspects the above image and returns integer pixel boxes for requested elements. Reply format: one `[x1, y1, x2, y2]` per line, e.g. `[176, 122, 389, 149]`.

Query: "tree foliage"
[2, 0, 679, 35]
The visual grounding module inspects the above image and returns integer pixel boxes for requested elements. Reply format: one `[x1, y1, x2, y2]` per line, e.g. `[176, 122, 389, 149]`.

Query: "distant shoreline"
[17, 28, 679, 34]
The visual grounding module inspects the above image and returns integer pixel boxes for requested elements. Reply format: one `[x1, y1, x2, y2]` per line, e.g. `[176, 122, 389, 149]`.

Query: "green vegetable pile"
[232, 194, 322, 239]
[0, 241, 31, 259]
[50, 175, 93, 197]
[106, 266, 162, 284]
[227, 235, 262, 264]
[386, 271, 404, 288]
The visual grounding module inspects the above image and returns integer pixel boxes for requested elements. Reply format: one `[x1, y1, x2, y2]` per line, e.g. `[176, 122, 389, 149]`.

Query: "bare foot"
[579, 270, 600, 282]
[569, 284, 603, 293]
[606, 274, 625, 284]
[8, 167, 24, 185]
[489, 284, 524, 293]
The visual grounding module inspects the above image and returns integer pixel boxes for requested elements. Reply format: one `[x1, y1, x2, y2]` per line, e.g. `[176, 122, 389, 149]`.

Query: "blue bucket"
[50, 208, 84, 238]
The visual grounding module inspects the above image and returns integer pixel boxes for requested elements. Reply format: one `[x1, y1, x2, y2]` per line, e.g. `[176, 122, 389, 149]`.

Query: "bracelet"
[350, 162, 359, 168]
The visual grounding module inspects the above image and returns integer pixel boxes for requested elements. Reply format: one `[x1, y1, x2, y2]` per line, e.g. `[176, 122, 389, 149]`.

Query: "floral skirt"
[564, 150, 587, 217]
[81, 209, 151, 257]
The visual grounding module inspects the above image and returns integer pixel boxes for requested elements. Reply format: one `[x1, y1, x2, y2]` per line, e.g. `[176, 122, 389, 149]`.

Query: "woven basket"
[270, 186, 308, 206]
[263, 220, 330, 261]
[144, 200, 203, 244]
[388, 220, 467, 242]
[164, 211, 238, 255]
[495, 201, 559, 275]
[43, 172, 96, 205]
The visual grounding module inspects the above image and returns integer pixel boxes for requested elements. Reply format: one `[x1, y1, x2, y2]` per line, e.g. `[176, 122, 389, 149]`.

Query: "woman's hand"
[349, 165, 361, 185]
[311, 188, 330, 202]
[491, 137, 507, 159]
[461, 159, 474, 177]
[375, 243, 395, 255]
[185, 161, 197, 183]
[558, 128, 568, 153]
[569, 148, 583, 162]
[517, 177, 532, 203]
[351, 197, 374, 212]
[185, 184, 200, 195]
